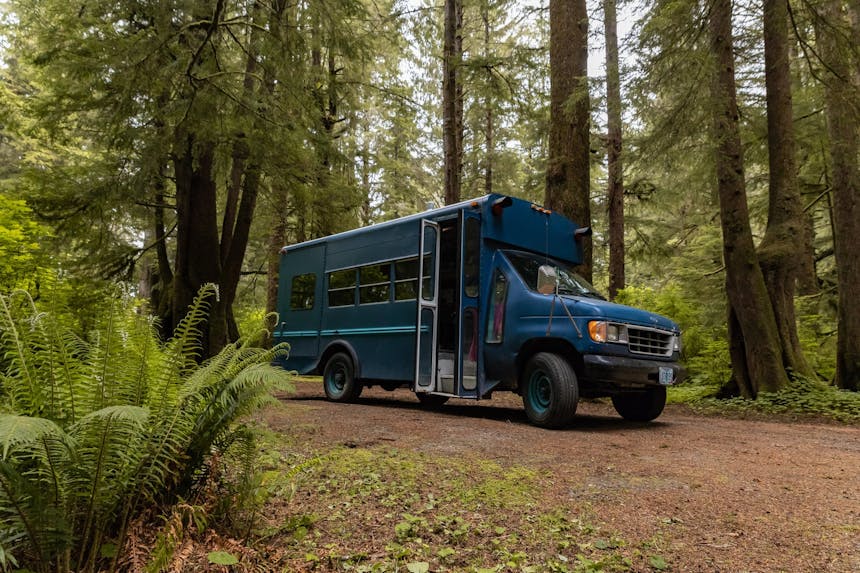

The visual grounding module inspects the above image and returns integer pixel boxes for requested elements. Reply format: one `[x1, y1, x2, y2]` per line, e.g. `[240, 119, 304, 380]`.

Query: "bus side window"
[486, 270, 508, 343]
[290, 273, 316, 311]
[394, 258, 419, 301]
[328, 269, 356, 307]
[360, 263, 391, 304]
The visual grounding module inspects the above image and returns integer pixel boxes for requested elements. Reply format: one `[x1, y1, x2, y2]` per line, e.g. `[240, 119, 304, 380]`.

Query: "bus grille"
[628, 327, 673, 357]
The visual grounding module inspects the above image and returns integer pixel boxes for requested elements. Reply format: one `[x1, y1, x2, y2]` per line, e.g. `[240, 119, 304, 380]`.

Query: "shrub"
[693, 377, 860, 423]
[0, 285, 292, 572]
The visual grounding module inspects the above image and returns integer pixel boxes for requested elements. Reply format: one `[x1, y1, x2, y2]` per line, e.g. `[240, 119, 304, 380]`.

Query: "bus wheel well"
[317, 342, 361, 379]
[516, 338, 583, 390]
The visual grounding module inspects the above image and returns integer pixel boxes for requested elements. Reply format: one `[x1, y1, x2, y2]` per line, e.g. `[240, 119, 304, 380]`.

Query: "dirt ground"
[262, 382, 860, 573]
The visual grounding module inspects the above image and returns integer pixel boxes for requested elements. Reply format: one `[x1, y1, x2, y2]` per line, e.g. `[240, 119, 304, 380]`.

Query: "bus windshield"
[504, 250, 605, 300]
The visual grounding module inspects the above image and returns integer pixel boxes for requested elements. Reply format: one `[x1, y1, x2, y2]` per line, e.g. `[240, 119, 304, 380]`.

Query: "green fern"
[0, 285, 291, 573]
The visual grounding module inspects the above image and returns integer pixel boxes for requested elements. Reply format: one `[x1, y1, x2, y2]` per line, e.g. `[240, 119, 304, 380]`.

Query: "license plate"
[659, 367, 674, 385]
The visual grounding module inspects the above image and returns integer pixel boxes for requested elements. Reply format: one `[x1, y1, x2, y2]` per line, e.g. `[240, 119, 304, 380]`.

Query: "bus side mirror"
[537, 265, 558, 295]
[574, 227, 592, 242]
[491, 196, 513, 216]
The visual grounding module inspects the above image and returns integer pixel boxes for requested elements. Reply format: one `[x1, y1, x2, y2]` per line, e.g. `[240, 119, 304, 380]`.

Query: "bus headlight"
[588, 321, 629, 343]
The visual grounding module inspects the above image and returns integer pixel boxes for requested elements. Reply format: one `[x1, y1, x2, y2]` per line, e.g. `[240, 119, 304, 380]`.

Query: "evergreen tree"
[546, 0, 592, 281]
[708, 0, 789, 396]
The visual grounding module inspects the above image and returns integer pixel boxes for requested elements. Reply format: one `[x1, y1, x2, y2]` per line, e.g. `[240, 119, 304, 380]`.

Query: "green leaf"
[437, 547, 456, 558]
[207, 551, 239, 565]
[405, 561, 429, 573]
[649, 555, 668, 570]
[0, 415, 66, 459]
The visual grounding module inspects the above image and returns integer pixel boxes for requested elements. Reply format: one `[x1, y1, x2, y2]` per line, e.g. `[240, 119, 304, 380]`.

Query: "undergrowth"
[256, 446, 669, 572]
[0, 284, 293, 572]
[670, 377, 860, 423]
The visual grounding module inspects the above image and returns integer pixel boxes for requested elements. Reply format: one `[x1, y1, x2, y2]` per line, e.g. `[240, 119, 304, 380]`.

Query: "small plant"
[694, 376, 860, 423]
[0, 285, 292, 572]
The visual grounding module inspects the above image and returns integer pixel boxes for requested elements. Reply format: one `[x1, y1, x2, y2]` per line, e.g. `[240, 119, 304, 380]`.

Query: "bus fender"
[317, 340, 362, 380]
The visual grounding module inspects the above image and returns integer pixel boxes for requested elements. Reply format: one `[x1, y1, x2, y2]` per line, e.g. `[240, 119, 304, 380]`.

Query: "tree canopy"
[0, 0, 857, 389]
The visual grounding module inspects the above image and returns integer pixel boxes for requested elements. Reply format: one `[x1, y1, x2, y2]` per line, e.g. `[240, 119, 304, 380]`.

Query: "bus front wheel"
[521, 352, 579, 428]
[323, 352, 363, 402]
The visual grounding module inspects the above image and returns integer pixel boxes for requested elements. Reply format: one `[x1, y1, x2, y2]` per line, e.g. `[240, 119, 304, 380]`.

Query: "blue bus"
[274, 194, 683, 428]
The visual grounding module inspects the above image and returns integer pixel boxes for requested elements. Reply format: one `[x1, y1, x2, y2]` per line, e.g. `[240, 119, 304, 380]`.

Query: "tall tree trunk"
[265, 185, 289, 347]
[708, 0, 789, 396]
[172, 134, 227, 356]
[546, 0, 592, 281]
[820, 0, 860, 390]
[221, 162, 261, 341]
[482, 0, 493, 195]
[787, 35, 819, 295]
[150, 90, 174, 338]
[221, 0, 286, 341]
[758, 0, 814, 378]
[604, 0, 624, 300]
[152, 178, 174, 338]
[443, 0, 463, 205]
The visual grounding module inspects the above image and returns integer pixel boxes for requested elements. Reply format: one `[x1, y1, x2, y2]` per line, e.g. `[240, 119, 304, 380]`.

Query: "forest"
[0, 0, 858, 570]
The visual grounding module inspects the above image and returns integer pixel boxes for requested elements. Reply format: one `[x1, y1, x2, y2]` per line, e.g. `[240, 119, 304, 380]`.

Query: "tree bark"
[758, 0, 814, 378]
[152, 179, 174, 338]
[604, 0, 624, 300]
[482, 0, 493, 196]
[220, 0, 276, 341]
[546, 0, 592, 281]
[172, 134, 227, 356]
[443, 0, 463, 205]
[267, 184, 289, 319]
[708, 0, 789, 396]
[819, 0, 860, 390]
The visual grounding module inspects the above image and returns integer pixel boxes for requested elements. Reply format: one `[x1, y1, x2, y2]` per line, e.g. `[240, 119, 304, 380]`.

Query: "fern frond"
[33, 307, 89, 426]
[68, 405, 148, 565]
[0, 459, 72, 568]
[165, 284, 218, 367]
[0, 415, 74, 569]
[0, 293, 42, 416]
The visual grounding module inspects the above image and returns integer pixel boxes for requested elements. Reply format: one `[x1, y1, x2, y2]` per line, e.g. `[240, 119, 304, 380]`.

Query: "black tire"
[323, 352, 363, 402]
[520, 352, 579, 428]
[416, 393, 449, 408]
[612, 386, 666, 422]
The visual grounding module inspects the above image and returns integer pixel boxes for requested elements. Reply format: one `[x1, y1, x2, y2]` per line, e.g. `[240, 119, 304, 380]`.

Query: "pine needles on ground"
[0, 285, 292, 573]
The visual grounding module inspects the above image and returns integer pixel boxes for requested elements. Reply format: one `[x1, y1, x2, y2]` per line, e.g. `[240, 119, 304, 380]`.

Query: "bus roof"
[280, 195, 494, 253]
[281, 194, 586, 266]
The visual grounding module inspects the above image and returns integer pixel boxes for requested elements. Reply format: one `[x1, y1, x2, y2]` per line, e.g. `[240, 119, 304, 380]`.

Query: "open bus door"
[415, 220, 440, 392]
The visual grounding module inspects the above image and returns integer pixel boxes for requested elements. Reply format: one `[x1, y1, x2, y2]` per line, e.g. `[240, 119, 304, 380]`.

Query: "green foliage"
[283, 447, 649, 571]
[0, 284, 292, 572]
[207, 551, 238, 566]
[0, 192, 41, 291]
[694, 377, 860, 423]
[795, 295, 837, 382]
[615, 283, 719, 368]
[614, 282, 843, 411]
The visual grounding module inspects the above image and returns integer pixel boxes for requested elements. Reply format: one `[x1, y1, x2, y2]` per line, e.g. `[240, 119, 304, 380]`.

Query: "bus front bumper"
[582, 354, 685, 388]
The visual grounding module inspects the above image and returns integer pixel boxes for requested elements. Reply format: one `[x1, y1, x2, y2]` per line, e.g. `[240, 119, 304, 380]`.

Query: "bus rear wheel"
[323, 352, 363, 402]
[521, 352, 579, 428]
[611, 387, 666, 422]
